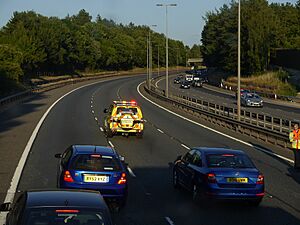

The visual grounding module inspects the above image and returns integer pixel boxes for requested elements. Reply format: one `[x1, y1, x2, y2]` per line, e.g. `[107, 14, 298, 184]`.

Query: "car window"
[10, 193, 26, 225]
[192, 151, 202, 167]
[182, 150, 195, 164]
[70, 154, 122, 171]
[24, 208, 108, 225]
[62, 147, 73, 167]
[206, 154, 255, 168]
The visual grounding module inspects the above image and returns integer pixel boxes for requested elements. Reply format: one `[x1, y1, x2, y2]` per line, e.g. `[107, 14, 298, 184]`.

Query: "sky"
[0, 0, 297, 47]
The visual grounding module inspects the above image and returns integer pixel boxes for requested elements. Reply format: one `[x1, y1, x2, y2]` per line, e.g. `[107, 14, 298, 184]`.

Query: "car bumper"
[205, 186, 264, 200]
[246, 102, 263, 107]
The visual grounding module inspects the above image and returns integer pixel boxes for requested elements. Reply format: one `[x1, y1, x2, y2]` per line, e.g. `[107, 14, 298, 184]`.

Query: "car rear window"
[25, 208, 108, 225]
[70, 154, 121, 171]
[206, 154, 255, 168]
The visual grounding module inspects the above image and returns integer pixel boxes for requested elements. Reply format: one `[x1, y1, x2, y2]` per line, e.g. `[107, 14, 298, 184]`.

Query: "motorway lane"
[17, 76, 300, 225]
[157, 76, 300, 120]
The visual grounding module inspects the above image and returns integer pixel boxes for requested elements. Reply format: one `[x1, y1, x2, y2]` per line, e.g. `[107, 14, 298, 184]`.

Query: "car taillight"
[256, 174, 264, 184]
[64, 170, 74, 183]
[117, 173, 126, 185]
[207, 173, 216, 183]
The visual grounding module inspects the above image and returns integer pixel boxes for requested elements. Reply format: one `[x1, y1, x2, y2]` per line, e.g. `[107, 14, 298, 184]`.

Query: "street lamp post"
[237, 0, 241, 121]
[156, 3, 177, 98]
[148, 25, 157, 89]
[157, 45, 160, 77]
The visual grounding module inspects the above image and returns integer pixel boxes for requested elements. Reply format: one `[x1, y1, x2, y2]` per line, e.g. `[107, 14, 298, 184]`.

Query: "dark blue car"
[173, 147, 264, 206]
[55, 145, 128, 208]
[0, 189, 113, 225]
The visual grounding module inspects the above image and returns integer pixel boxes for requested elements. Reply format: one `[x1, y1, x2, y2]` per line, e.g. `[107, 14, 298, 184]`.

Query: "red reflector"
[56, 209, 79, 213]
[222, 154, 234, 157]
[64, 170, 74, 183]
[91, 154, 101, 158]
[256, 193, 265, 197]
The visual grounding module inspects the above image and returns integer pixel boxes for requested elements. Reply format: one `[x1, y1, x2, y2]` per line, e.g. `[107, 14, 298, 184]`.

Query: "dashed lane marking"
[157, 129, 164, 134]
[108, 141, 114, 148]
[91, 110, 94, 114]
[181, 144, 190, 150]
[127, 166, 137, 178]
[165, 217, 175, 225]
[94, 117, 98, 121]
[100, 127, 104, 132]
[137, 82, 294, 164]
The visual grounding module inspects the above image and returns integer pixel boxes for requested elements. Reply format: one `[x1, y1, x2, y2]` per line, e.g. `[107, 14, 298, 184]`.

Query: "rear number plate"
[84, 175, 109, 183]
[227, 178, 248, 183]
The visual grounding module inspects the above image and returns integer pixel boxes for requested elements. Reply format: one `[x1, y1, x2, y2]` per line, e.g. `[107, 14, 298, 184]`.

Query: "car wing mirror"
[55, 153, 62, 158]
[0, 203, 11, 212]
[103, 108, 108, 113]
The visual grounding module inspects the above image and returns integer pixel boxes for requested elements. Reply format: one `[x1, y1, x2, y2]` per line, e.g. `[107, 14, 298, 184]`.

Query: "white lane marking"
[108, 141, 114, 148]
[0, 79, 110, 223]
[94, 117, 98, 121]
[155, 77, 165, 88]
[165, 217, 175, 225]
[181, 144, 190, 150]
[91, 110, 94, 114]
[91, 100, 93, 104]
[157, 128, 164, 134]
[100, 127, 104, 132]
[91, 105, 93, 108]
[137, 82, 294, 164]
[127, 166, 137, 178]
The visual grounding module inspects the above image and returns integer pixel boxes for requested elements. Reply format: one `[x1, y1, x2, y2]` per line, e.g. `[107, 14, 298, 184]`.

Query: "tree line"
[0, 9, 200, 88]
[201, 0, 300, 74]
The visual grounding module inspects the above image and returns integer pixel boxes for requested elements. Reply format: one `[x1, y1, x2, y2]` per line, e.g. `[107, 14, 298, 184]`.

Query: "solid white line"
[157, 128, 164, 134]
[165, 217, 175, 225]
[127, 166, 137, 178]
[0, 79, 111, 223]
[100, 127, 104, 132]
[137, 82, 294, 164]
[108, 141, 114, 148]
[155, 77, 164, 88]
[181, 144, 190, 150]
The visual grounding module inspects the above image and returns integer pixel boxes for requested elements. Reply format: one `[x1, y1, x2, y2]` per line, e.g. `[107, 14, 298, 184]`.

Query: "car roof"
[26, 190, 107, 209]
[193, 147, 245, 155]
[72, 145, 115, 156]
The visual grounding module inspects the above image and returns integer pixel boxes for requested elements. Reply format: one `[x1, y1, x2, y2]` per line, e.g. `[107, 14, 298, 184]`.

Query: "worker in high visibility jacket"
[289, 123, 300, 169]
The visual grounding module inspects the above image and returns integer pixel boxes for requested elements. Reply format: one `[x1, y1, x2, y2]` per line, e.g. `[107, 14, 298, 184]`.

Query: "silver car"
[241, 93, 263, 107]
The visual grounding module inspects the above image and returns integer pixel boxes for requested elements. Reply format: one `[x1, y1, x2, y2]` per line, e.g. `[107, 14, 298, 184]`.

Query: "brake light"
[91, 154, 101, 158]
[256, 174, 264, 184]
[222, 154, 234, 157]
[117, 173, 126, 185]
[64, 170, 74, 183]
[131, 100, 136, 104]
[56, 209, 79, 213]
[207, 173, 216, 183]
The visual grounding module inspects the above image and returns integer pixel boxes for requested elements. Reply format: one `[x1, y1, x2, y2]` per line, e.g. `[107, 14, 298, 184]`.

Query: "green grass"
[225, 70, 297, 96]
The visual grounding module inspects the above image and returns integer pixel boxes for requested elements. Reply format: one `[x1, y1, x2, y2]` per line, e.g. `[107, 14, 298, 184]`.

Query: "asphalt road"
[157, 77, 300, 121]
[17, 76, 300, 225]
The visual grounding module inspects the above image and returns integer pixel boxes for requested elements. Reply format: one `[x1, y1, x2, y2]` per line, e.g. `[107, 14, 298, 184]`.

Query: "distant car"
[180, 81, 191, 89]
[173, 147, 264, 206]
[174, 77, 181, 84]
[56, 145, 128, 209]
[103, 100, 144, 137]
[235, 89, 251, 99]
[185, 74, 194, 82]
[241, 93, 263, 107]
[192, 80, 203, 88]
[0, 189, 113, 225]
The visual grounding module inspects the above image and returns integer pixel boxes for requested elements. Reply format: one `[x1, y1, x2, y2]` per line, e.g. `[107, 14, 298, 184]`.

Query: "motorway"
[2, 75, 300, 225]
[156, 76, 300, 121]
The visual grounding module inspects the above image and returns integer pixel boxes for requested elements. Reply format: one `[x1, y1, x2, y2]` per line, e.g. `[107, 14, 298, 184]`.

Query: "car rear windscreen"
[206, 154, 255, 168]
[70, 154, 121, 171]
[25, 208, 108, 225]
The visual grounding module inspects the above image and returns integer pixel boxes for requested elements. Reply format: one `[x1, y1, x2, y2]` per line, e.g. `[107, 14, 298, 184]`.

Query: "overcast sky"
[0, 0, 297, 47]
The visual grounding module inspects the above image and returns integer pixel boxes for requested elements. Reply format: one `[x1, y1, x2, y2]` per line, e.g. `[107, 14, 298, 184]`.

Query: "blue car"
[173, 147, 264, 206]
[55, 145, 128, 208]
[0, 189, 113, 225]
